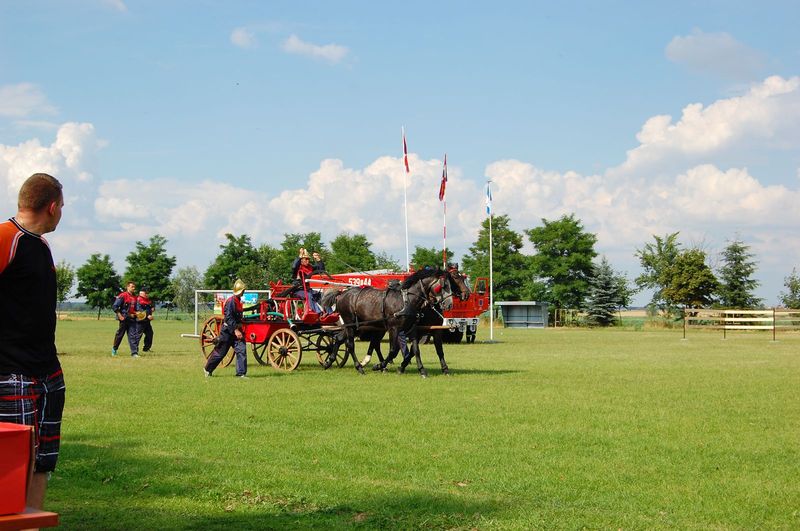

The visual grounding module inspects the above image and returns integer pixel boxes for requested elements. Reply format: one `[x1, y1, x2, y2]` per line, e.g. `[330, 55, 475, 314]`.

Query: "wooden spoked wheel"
[315, 334, 346, 368]
[200, 316, 234, 367]
[252, 342, 270, 366]
[267, 328, 302, 371]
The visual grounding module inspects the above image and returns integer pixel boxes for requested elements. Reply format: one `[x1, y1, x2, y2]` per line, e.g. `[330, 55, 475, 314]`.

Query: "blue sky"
[2, 0, 800, 306]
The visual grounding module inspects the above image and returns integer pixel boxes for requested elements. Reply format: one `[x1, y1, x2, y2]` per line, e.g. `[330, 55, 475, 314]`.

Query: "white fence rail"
[682, 308, 800, 340]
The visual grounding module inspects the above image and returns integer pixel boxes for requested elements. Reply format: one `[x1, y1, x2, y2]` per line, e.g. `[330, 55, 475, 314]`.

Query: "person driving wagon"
[291, 248, 325, 314]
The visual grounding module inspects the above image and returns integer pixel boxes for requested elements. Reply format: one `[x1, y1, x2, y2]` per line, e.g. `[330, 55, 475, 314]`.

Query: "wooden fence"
[682, 308, 800, 340]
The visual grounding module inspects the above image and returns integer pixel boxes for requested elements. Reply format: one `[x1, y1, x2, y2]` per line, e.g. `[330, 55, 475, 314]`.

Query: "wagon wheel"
[267, 328, 302, 371]
[314, 334, 346, 368]
[251, 342, 270, 366]
[200, 316, 234, 368]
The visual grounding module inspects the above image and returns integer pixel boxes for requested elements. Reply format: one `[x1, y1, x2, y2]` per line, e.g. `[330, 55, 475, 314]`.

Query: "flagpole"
[402, 126, 410, 271]
[441, 154, 447, 269]
[487, 180, 494, 341]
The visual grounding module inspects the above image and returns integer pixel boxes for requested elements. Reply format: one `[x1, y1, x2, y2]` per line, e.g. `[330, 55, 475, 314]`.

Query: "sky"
[2, 0, 800, 306]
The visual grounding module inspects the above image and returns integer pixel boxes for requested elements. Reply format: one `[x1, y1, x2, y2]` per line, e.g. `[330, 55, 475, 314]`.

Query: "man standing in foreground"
[0, 173, 66, 510]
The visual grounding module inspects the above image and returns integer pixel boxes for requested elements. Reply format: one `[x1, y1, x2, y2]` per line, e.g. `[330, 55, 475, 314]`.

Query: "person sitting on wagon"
[204, 279, 248, 378]
[291, 248, 325, 313]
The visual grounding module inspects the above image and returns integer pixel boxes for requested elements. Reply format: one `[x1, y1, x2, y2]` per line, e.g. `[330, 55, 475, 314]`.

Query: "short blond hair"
[18, 173, 63, 211]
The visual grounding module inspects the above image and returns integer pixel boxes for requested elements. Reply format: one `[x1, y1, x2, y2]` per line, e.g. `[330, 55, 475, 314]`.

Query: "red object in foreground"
[0, 422, 33, 516]
[0, 508, 59, 530]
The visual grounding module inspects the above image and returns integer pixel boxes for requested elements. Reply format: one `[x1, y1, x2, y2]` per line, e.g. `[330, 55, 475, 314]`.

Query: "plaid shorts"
[0, 370, 66, 473]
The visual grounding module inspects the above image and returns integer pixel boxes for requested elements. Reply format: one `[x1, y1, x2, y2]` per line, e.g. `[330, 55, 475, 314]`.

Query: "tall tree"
[462, 214, 528, 301]
[76, 254, 121, 319]
[329, 233, 377, 273]
[203, 233, 260, 289]
[585, 257, 627, 326]
[411, 246, 454, 270]
[170, 266, 202, 312]
[662, 249, 719, 308]
[55, 260, 75, 309]
[525, 214, 597, 310]
[374, 251, 401, 271]
[635, 232, 682, 313]
[124, 235, 177, 303]
[779, 268, 800, 308]
[717, 238, 761, 308]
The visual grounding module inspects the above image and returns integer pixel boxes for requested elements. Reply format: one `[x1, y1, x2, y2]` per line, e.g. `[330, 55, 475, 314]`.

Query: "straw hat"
[232, 279, 246, 296]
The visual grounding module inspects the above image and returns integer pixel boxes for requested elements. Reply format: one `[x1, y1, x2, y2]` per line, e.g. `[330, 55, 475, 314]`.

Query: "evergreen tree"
[525, 214, 597, 310]
[717, 238, 761, 308]
[124, 234, 177, 303]
[779, 268, 800, 308]
[585, 257, 623, 326]
[462, 214, 528, 301]
[76, 254, 121, 319]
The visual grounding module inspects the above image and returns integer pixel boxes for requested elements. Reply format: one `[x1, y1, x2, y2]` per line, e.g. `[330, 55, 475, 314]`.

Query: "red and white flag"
[402, 128, 410, 173]
[438, 154, 447, 201]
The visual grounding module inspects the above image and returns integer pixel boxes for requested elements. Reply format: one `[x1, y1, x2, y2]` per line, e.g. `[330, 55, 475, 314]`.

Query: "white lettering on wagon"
[347, 278, 373, 286]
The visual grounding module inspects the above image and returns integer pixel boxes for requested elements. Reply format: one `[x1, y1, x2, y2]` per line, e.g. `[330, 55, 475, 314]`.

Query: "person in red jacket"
[0, 173, 66, 510]
[111, 281, 139, 357]
[135, 286, 154, 352]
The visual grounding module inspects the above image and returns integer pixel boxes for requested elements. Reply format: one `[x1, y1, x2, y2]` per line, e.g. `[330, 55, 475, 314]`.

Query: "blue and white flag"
[485, 182, 492, 215]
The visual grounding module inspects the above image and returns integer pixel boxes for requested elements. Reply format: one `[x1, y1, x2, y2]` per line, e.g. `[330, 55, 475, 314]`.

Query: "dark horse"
[370, 267, 471, 376]
[330, 268, 453, 375]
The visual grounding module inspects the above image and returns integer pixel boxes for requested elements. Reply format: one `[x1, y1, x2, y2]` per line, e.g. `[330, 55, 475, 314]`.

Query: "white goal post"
[180, 289, 271, 338]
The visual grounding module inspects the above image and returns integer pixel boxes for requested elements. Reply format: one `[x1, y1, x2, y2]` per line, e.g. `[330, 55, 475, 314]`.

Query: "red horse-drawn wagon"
[199, 281, 345, 371]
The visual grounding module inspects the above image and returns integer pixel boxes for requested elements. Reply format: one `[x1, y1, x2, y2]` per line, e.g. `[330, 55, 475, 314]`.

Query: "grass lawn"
[48, 319, 799, 529]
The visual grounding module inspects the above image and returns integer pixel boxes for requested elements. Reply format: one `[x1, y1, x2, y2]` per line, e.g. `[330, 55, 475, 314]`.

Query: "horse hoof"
[356, 365, 365, 375]
[420, 371, 428, 378]
[372, 364, 382, 371]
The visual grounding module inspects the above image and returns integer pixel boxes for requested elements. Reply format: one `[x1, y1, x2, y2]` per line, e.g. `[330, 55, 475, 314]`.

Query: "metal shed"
[495, 301, 549, 328]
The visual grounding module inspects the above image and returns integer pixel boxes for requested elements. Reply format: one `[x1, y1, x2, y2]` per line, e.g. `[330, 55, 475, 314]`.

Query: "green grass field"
[47, 319, 799, 530]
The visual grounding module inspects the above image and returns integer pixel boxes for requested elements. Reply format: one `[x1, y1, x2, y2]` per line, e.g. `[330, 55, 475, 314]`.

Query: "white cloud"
[100, 0, 127, 12]
[666, 29, 766, 80]
[0, 122, 102, 210]
[281, 34, 348, 64]
[0, 83, 58, 118]
[230, 27, 257, 49]
[613, 75, 800, 177]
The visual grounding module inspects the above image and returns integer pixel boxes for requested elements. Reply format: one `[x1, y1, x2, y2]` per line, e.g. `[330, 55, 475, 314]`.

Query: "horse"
[330, 268, 453, 375]
[370, 267, 471, 376]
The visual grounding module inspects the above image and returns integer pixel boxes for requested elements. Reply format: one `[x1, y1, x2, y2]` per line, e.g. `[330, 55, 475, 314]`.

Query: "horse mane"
[401, 267, 443, 290]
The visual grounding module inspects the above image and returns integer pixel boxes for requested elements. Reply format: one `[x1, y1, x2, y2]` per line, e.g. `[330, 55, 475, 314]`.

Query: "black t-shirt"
[0, 218, 60, 376]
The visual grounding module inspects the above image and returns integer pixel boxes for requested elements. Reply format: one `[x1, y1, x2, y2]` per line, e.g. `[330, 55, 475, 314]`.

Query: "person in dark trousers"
[136, 286, 154, 352]
[204, 279, 248, 378]
[0, 173, 66, 510]
[112, 281, 140, 357]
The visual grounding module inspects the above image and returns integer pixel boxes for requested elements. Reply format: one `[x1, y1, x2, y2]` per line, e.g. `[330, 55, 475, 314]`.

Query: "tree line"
[56, 215, 800, 325]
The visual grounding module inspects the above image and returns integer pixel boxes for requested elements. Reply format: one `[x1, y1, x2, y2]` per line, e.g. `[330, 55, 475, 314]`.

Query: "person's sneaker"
[204, 369, 212, 378]
[132, 354, 139, 358]
[111, 348, 117, 356]
[237, 375, 248, 379]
